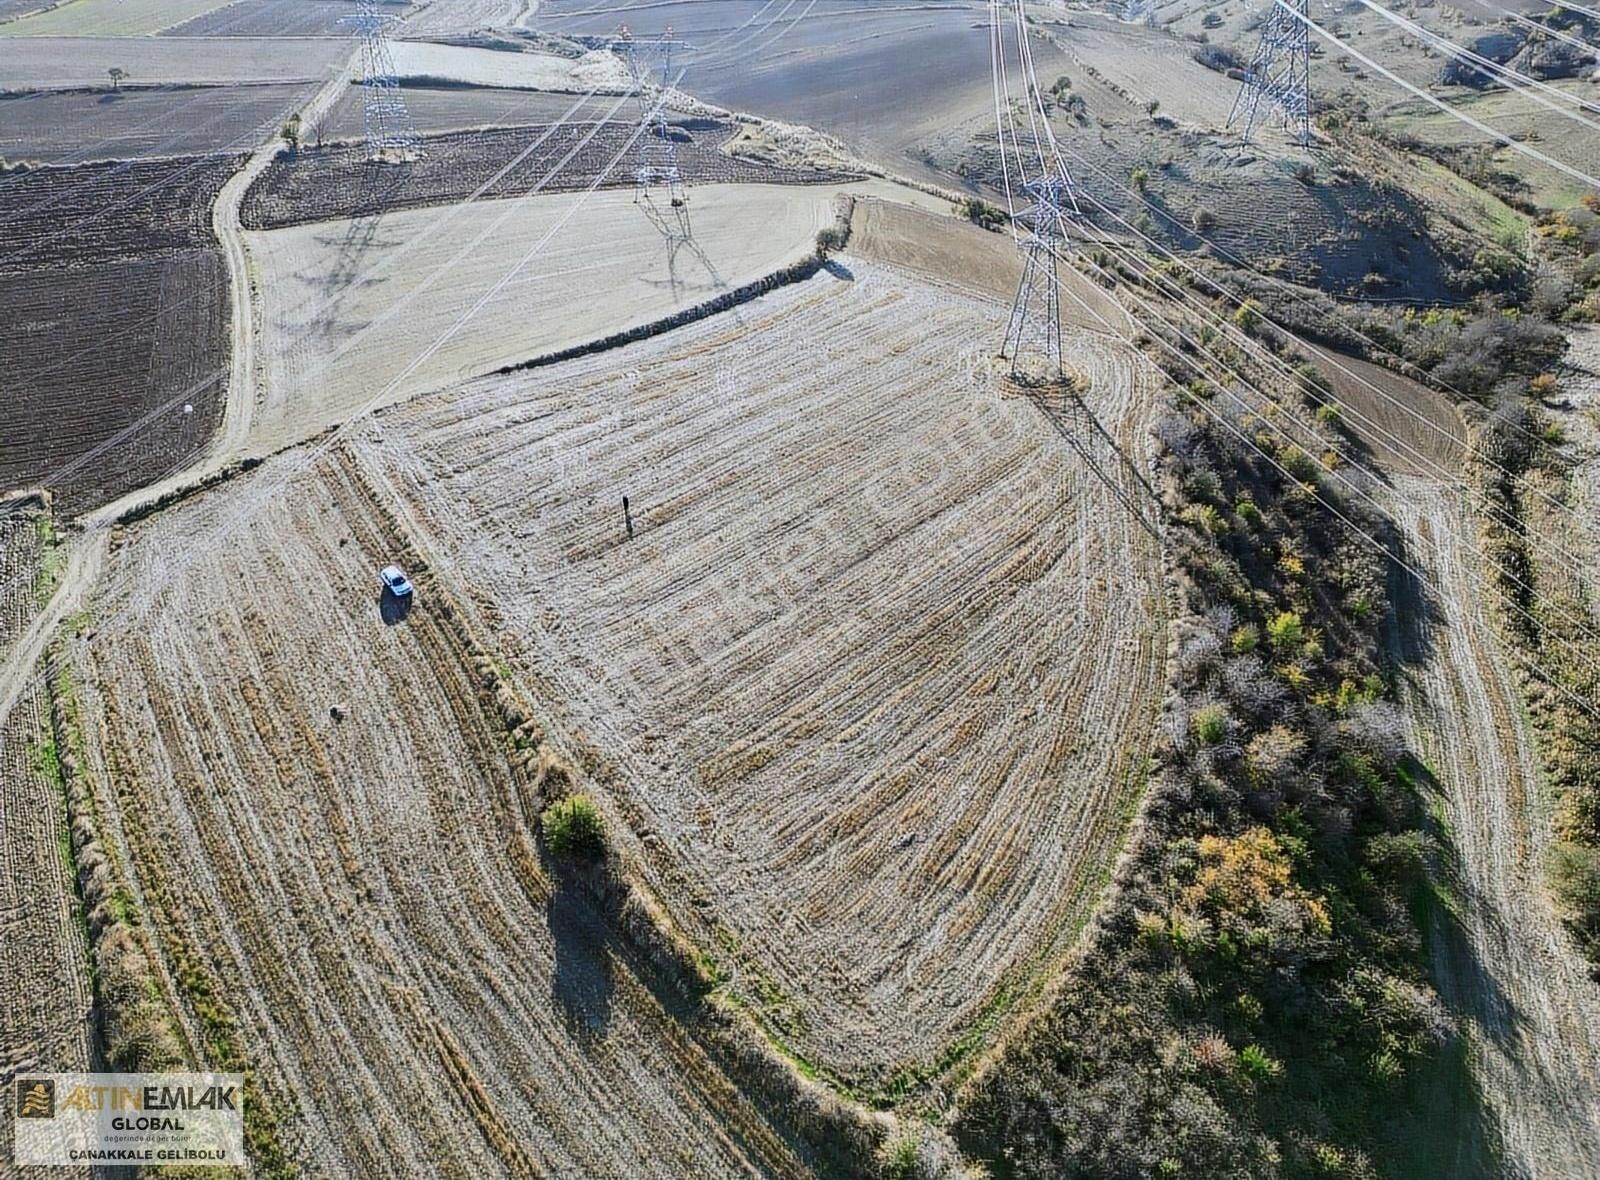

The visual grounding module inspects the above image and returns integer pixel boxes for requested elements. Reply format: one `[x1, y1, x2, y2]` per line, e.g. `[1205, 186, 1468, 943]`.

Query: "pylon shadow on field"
[1023, 380, 1162, 538]
[546, 886, 615, 1040]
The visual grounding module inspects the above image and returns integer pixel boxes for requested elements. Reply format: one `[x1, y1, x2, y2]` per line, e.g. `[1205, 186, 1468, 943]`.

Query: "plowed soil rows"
[401, 0, 525, 34]
[0, 513, 93, 1107]
[244, 181, 849, 454]
[1300, 342, 1467, 476]
[0, 249, 228, 515]
[349, 262, 1166, 1079]
[1389, 479, 1600, 1179]
[240, 120, 854, 229]
[70, 452, 816, 1176]
[0, 82, 319, 165]
[0, 153, 238, 270]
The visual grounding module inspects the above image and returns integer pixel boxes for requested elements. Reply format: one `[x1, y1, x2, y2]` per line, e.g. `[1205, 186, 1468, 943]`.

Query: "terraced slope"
[349, 262, 1167, 1082]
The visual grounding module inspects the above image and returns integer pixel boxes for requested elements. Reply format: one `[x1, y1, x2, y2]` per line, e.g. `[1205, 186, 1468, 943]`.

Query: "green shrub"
[541, 795, 607, 860]
[1192, 703, 1230, 746]
[1230, 624, 1259, 654]
[957, 196, 1007, 231]
[1131, 166, 1150, 191]
[1551, 841, 1600, 956]
[876, 1134, 921, 1180]
[1267, 611, 1304, 650]
[1238, 1043, 1281, 1082]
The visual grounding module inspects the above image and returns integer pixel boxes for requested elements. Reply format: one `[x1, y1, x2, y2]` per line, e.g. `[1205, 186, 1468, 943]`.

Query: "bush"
[956, 196, 1007, 231]
[1131, 166, 1150, 192]
[814, 224, 848, 258]
[1192, 703, 1231, 745]
[1551, 841, 1600, 956]
[1192, 207, 1217, 234]
[1267, 611, 1304, 650]
[541, 795, 607, 860]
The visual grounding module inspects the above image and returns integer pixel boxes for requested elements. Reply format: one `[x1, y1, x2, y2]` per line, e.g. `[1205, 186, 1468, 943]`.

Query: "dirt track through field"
[349, 261, 1167, 1079]
[1389, 478, 1600, 1179]
[72, 453, 817, 1177]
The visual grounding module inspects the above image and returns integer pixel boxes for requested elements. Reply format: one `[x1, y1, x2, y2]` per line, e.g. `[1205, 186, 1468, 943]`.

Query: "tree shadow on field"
[546, 886, 615, 1040]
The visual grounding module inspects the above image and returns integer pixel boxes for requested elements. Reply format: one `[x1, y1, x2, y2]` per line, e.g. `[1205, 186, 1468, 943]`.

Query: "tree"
[281, 112, 303, 154]
[107, 67, 126, 91]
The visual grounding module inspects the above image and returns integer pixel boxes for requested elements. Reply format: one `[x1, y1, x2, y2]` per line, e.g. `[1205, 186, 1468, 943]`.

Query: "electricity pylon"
[344, 0, 419, 160]
[1227, 0, 1312, 145]
[1002, 173, 1077, 377]
[618, 24, 691, 237]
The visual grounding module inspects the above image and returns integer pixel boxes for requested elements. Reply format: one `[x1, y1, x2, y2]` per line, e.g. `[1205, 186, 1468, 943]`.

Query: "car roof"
[381, 565, 406, 580]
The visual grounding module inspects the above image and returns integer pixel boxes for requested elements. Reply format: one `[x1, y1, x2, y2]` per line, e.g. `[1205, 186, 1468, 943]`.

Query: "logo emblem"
[16, 1079, 54, 1119]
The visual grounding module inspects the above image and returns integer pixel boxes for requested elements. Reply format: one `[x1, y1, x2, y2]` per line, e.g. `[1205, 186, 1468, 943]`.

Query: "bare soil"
[0, 250, 229, 515]
[240, 119, 856, 229]
[0, 153, 239, 270]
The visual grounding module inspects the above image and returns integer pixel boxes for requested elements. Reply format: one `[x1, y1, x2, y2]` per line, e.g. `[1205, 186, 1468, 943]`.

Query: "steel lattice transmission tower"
[1227, 0, 1312, 145]
[618, 25, 690, 232]
[345, 0, 420, 160]
[1002, 173, 1078, 376]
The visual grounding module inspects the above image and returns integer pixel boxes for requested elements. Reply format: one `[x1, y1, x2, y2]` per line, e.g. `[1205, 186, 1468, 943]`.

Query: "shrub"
[814, 224, 848, 258]
[1551, 841, 1600, 956]
[956, 196, 1007, 231]
[1192, 703, 1231, 745]
[541, 794, 607, 860]
[1238, 1043, 1281, 1082]
[1131, 166, 1150, 191]
[1267, 611, 1305, 650]
[1231, 624, 1259, 654]
[1192, 207, 1217, 234]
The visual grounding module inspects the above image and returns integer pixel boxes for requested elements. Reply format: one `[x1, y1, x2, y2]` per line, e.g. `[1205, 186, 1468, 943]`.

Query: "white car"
[379, 565, 414, 597]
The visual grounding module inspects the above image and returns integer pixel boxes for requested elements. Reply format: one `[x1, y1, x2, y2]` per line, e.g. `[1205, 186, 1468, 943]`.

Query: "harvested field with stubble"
[241, 120, 855, 229]
[349, 262, 1168, 1081]
[1389, 480, 1600, 1179]
[0, 83, 320, 165]
[1, 0, 233, 34]
[0, 509, 93, 1104]
[67, 452, 831, 1177]
[159, 0, 373, 37]
[0, 35, 346, 90]
[244, 182, 853, 453]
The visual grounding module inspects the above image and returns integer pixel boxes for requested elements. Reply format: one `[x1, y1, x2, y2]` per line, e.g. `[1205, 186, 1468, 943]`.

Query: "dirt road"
[1389, 477, 1600, 1179]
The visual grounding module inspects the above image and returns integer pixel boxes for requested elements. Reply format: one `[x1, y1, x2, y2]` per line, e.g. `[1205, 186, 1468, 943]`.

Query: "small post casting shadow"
[546, 886, 614, 1040]
[377, 590, 412, 626]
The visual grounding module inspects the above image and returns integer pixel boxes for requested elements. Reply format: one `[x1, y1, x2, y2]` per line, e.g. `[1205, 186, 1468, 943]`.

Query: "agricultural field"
[0, 82, 316, 165]
[1, 0, 236, 35]
[240, 120, 852, 228]
[65, 452, 836, 1176]
[1301, 343, 1467, 477]
[0, 250, 228, 514]
[537, 0, 1045, 187]
[0, 152, 238, 268]
[350, 262, 1167, 1079]
[0, 508, 93, 1111]
[388, 40, 629, 91]
[243, 182, 855, 452]
[159, 0, 373, 38]
[1389, 481, 1600, 1178]
[401, 0, 527, 35]
[0, 35, 347, 90]
[317, 83, 622, 140]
